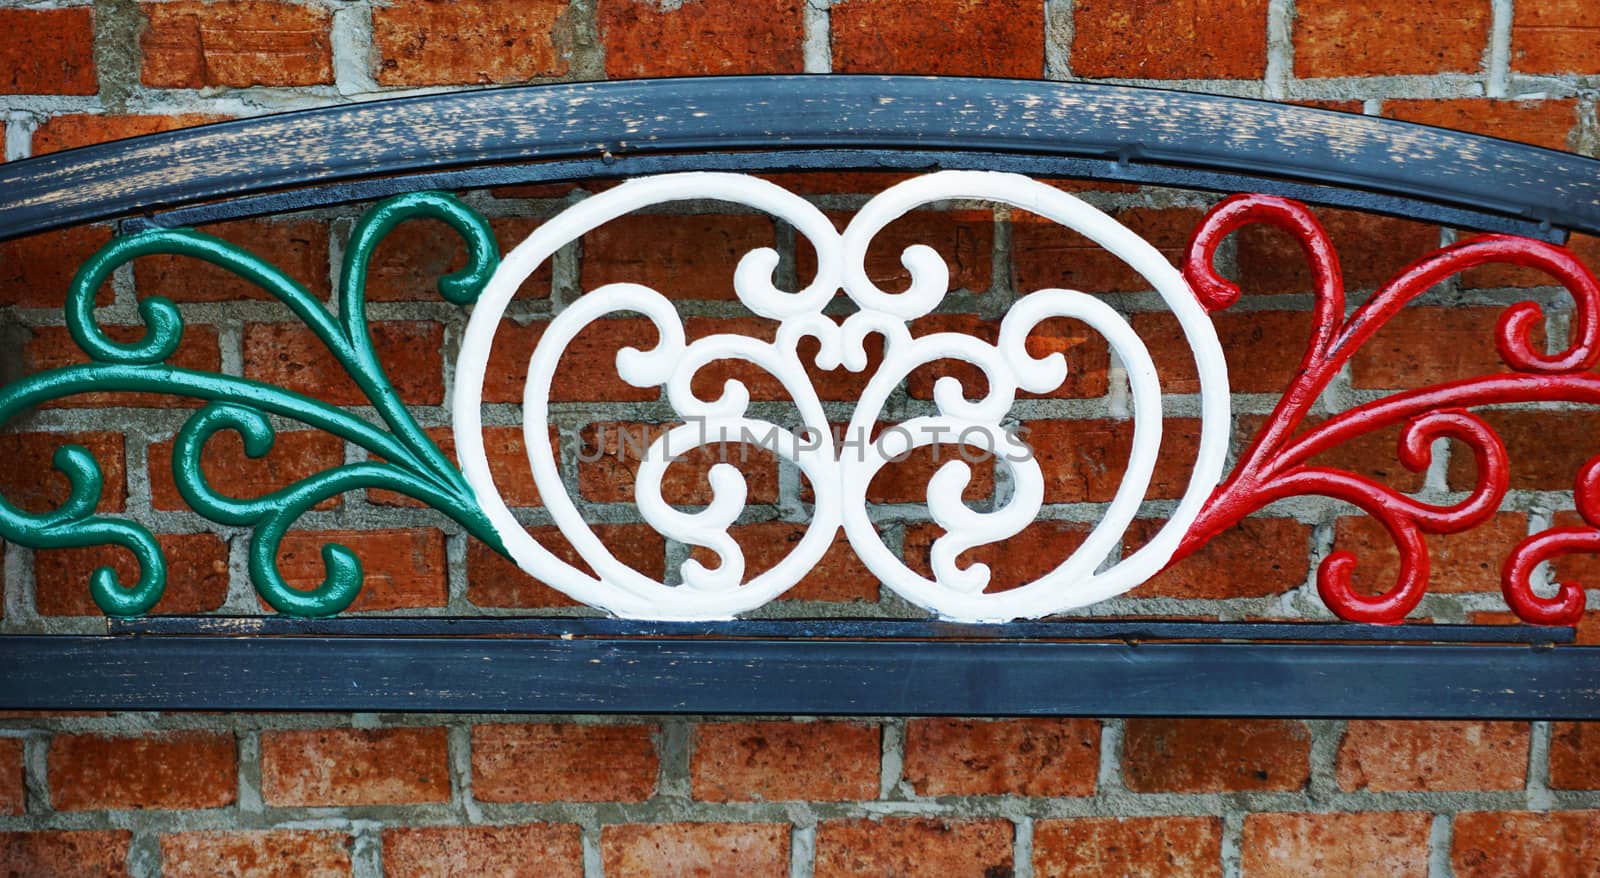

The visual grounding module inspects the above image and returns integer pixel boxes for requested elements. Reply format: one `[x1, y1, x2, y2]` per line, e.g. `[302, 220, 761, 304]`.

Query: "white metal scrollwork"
[452, 171, 1231, 621]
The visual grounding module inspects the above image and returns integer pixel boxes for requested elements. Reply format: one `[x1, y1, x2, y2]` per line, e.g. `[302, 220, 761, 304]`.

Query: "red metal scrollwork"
[1177, 194, 1600, 625]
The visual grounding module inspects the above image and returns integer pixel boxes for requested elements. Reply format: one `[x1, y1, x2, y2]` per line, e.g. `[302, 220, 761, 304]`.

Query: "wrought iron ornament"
[3, 174, 1598, 623]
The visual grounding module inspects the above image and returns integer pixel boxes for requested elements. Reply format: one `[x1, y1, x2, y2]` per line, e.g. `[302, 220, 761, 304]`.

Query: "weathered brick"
[1242, 812, 1431, 877]
[0, 831, 131, 878]
[581, 213, 775, 299]
[161, 831, 351, 878]
[1550, 513, 1600, 604]
[466, 524, 666, 608]
[832, 0, 1043, 77]
[49, 731, 236, 811]
[0, 432, 126, 514]
[798, 209, 995, 296]
[1123, 719, 1311, 793]
[1294, 0, 1490, 76]
[691, 522, 879, 603]
[243, 321, 443, 405]
[1350, 307, 1518, 388]
[691, 721, 879, 802]
[35, 533, 229, 616]
[1132, 310, 1313, 394]
[148, 429, 344, 512]
[0, 8, 96, 95]
[33, 113, 230, 154]
[1446, 410, 1600, 491]
[1337, 721, 1528, 791]
[374, 0, 570, 86]
[261, 727, 449, 806]
[383, 824, 583, 878]
[1034, 817, 1222, 878]
[472, 723, 658, 803]
[1548, 722, 1600, 789]
[905, 313, 1110, 400]
[814, 818, 1012, 878]
[1331, 513, 1527, 596]
[1462, 233, 1600, 289]
[1234, 208, 1441, 295]
[133, 218, 330, 302]
[1014, 207, 1203, 294]
[1127, 517, 1311, 600]
[141, 0, 333, 88]
[366, 217, 550, 302]
[0, 739, 23, 816]
[24, 324, 221, 407]
[275, 529, 448, 612]
[1024, 418, 1203, 503]
[1511, 0, 1600, 75]
[903, 718, 1098, 797]
[1452, 811, 1600, 877]
[577, 421, 780, 505]
[1236, 413, 1427, 493]
[0, 226, 115, 308]
[483, 320, 661, 403]
[601, 823, 789, 878]
[600, 0, 803, 77]
[1383, 98, 1579, 152]
[368, 425, 551, 509]
[1073, 0, 1267, 79]
[904, 520, 1089, 593]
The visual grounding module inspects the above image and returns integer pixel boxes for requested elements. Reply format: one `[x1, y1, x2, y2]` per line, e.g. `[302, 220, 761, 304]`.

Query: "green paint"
[0, 192, 507, 617]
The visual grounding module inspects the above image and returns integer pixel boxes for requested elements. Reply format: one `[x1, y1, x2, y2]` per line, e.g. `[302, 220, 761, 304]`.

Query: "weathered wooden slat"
[3, 76, 1599, 241]
[3, 636, 1597, 717]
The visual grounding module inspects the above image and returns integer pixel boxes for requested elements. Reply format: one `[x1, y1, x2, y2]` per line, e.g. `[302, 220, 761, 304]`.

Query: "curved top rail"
[3, 75, 1600, 241]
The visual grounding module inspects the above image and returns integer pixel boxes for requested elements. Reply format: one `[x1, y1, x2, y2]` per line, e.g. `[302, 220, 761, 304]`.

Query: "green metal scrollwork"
[0, 192, 506, 617]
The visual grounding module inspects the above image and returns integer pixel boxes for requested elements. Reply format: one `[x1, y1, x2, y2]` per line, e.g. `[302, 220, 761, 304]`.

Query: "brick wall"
[4, 0, 1600, 875]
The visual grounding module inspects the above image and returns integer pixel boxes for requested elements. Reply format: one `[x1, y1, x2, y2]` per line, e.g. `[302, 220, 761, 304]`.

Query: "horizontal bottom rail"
[2, 636, 1597, 718]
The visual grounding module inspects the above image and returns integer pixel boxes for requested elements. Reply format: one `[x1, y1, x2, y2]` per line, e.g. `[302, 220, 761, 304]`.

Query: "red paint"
[1178, 193, 1600, 625]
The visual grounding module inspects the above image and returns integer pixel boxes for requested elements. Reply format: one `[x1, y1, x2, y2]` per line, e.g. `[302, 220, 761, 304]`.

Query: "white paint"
[453, 170, 1231, 621]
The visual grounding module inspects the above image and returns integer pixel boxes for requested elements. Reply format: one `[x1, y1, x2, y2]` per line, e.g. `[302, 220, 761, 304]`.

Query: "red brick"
[1024, 418, 1203, 502]
[384, 824, 583, 878]
[472, 723, 658, 803]
[601, 823, 789, 878]
[1337, 720, 1528, 791]
[1512, 0, 1600, 74]
[0, 9, 96, 95]
[1331, 513, 1527, 596]
[833, 0, 1042, 76]
[904, 313, 1109, 401]
[134, 218, 330, 302]
[261, 727, 449, 806]
[577, 421, 780, 505]
[0, 226, 115, 308]
[756, 170, 918, 195]
[366, 217, 550, 302]
[24, 324, 222, 408]
[1294, 0, 1489, 76]
[49, 731, 236, 811]
[849, 429, 997, 506]
[148, 429, 344, 512]
[1034, 817, 1222, 878]
[1452, 811, 1600, 878]
[691, 721, 878, 802]
[140, 0, 333, 88]
[1447, 410, 1600, 491]
[1123, 719, 1311, 792]
[1547, 722, 1600, 789]
[814, 818, 1012, 878]
[1463, 233, 1600, 289]
[35, 533, 229, 616]
[1128, 517, 1311, 599]
[691, 522, 879, 603]
[368, 425, 551, 509]
[33, 113, 231, 154]
[466, 524, 666, 608]
[1242, 812, 1431, 878]
[1384, 98, 1579, 152]
[1234, 209, 1441, 295]
[1236, 413, 1427, 493]
[483, 320, 661, 404]
[0, 739, 23, 816]
[1072, 0, 1267, 79]
[0, 432, 126, 515]
[903, 718, 1097, 797]
[905, 520, 1090, 593]
[581, 213, 775, 299]
[243, 321, 443, 405]
[1133, 310, 1313, 395]
[1350, 307, 1518, 388]
[161, 831, 351, 878]
[600, 0, 803, 77]
[1014, 207, 1204, 294]
[275, 529, 448, 612]
[798, 209, 994, 296]
[374, 0, 570, 86]
[0, 831, 131, 878]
